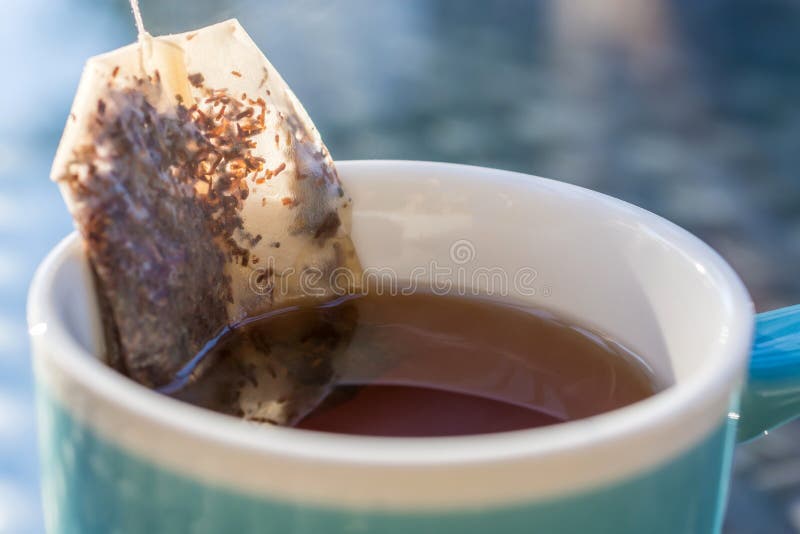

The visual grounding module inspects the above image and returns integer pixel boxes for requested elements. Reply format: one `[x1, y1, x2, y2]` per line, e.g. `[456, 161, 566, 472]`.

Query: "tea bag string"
[129, 0, 153, 76]
[130, 0, 146, 37]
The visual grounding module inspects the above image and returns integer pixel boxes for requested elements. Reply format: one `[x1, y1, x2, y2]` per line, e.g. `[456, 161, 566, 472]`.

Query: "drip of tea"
[169, 291, 659, 437]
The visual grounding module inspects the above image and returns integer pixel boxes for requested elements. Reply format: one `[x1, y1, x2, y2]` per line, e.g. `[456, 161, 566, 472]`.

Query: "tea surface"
[169, 291, 658, 436]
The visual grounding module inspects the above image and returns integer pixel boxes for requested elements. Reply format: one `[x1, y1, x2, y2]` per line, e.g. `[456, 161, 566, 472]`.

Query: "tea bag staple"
[51, 20, 362, 424]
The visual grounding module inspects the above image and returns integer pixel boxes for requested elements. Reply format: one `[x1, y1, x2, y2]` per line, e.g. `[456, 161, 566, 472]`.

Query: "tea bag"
[51, 19, 362, 424]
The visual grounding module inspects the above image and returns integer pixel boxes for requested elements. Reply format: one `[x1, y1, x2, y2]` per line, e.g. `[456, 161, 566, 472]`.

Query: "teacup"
[28, 161, 800, 533]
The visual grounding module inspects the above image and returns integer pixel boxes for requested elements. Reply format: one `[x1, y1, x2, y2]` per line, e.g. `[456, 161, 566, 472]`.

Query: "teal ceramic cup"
[28, 161, 800, 533]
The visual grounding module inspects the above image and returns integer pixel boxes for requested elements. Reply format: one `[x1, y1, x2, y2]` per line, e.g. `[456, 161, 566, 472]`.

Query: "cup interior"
[30, 160, 753, 447]
[343, 161, 751, 388]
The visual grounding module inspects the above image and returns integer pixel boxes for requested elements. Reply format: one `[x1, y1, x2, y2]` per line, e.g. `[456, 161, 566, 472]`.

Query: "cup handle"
[737, 305, 800, 442]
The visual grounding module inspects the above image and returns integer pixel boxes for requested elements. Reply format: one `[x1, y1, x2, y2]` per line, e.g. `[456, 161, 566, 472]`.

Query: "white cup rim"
[28, 160, 754, 468]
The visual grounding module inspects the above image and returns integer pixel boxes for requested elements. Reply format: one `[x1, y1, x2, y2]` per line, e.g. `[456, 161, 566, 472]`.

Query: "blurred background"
[1, 0, 799, 531]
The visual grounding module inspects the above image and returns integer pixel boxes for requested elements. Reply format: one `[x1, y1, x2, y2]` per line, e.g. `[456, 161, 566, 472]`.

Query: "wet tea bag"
[51, 18, 362, 424]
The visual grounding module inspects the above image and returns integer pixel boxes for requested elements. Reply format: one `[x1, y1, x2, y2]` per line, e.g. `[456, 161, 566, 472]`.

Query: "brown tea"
[168, 291, 659, 437]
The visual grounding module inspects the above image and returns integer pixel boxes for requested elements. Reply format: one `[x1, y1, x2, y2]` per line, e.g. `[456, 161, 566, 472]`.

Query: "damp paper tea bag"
[51, 20, 362, 424]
